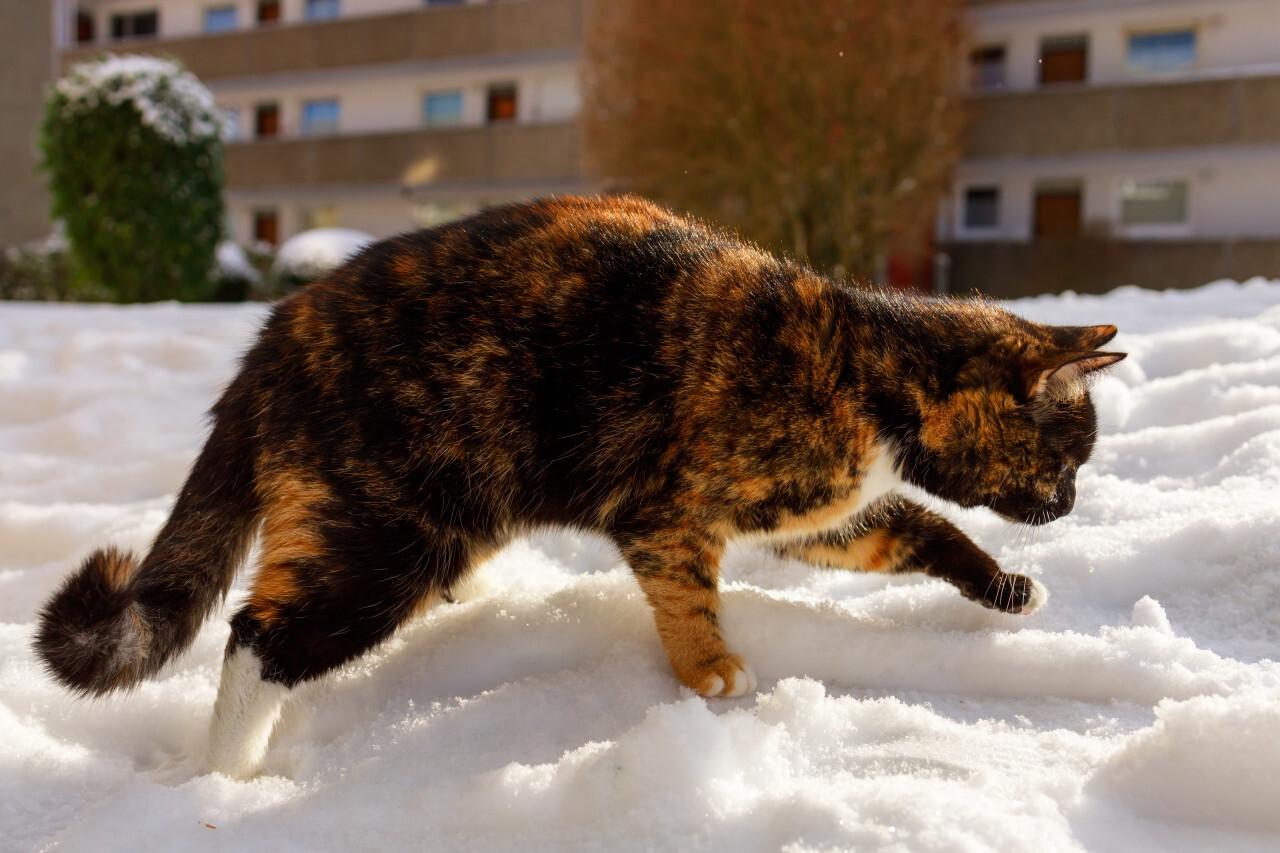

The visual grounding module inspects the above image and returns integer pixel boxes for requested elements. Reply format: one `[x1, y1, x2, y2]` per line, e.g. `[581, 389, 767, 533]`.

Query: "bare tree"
[583, 0, 965, 279]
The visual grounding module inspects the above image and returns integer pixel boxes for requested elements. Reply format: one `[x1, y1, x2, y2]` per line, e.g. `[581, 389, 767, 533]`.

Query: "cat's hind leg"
[208, 642, 290, 778]
[207, 470, 481, 778]
[775, 496, 1047, 614]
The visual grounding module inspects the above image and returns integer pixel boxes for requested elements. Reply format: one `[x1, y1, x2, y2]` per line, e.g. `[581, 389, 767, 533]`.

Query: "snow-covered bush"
[269, 227, 375, 294]
[39, 55, 226, 302]
[210, 241, 264, 301]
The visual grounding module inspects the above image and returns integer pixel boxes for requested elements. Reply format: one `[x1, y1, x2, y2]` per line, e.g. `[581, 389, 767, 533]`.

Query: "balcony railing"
[225, 121, 581, 190]
[966, 74, 1280, 158]
[62, 0, 584, 80]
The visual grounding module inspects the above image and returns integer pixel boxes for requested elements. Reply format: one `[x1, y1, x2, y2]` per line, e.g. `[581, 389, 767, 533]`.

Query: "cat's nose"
[1049, 475, 1076, 516]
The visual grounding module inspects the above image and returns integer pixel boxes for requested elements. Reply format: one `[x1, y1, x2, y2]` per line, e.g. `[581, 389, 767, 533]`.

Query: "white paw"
[1022, 578, 1049, 615]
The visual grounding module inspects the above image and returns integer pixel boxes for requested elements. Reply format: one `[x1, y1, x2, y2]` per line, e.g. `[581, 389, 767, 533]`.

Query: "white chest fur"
[741, 441, 904, 544]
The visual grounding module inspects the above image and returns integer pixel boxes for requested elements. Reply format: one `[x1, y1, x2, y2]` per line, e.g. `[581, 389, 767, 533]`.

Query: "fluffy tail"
[34, 408, 260, 695]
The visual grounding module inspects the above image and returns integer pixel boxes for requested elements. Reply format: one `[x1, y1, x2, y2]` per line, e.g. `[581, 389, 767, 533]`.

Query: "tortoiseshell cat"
[35, 195, 1124, 777]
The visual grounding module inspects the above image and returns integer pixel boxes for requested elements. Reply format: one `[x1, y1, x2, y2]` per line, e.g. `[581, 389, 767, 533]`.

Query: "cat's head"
[893, 314, 1125, 526]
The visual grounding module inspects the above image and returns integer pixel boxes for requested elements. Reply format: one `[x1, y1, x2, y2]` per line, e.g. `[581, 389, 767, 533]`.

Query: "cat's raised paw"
[690, 656, 757, 698]
[978, 572, 1049, 615]
[1020, 578, 1049, 614]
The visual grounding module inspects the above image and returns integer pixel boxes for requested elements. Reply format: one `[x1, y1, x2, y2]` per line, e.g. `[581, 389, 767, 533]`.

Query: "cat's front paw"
[978, 573, 1048, 615]
[680, 654, 757, 698]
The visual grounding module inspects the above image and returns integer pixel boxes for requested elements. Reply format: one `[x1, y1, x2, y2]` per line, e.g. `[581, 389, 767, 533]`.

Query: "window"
[968, 46, 1006, 91]
[487, 84, 518, 122]
[110, 10, 158, 40]
[257, 1, 281, 24]
[1040, 34, 1088, 85]
[423, 91, 464, 127]
[301, 99, 340, 135]
[1120, 179, 1188, 226]
[254, 210, 280, 246]
[305, 0, 341, 20]
[255, 102, 280, 138]
[415, 201, 468, 228]
[1034, 183, 1083, 238]
[964, 187, 1000, 229]
[76, 11, 96, 43]
[220, 106, 241, 141]
[301, 206, 339, 230]
[204, 5, 238, 33]
[1128, 30, 1196, 74]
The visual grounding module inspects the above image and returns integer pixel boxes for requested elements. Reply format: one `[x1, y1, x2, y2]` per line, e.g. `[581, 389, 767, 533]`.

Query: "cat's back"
[256, 195, 779, 393]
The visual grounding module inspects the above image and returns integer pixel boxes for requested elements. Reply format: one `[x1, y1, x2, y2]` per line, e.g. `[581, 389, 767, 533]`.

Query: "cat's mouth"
[990, 477, 1076, 526]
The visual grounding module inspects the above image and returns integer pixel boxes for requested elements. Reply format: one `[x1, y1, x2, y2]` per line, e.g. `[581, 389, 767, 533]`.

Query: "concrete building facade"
[5, 0, 1279, 298]
[943, 0, 1280, 296]
[55, 0, 589, 245]
[0, 2, 57, 246]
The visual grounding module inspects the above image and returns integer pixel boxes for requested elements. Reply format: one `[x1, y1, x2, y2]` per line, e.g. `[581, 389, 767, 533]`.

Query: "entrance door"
[1034, 187, 1082, 237]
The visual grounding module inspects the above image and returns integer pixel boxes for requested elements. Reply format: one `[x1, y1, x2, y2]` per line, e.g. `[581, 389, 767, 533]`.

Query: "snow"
[54, 55, 222, 147]
[270, 228, 376, 283]
[215, 243, 261, 287]
[3, 278, 1280, 851]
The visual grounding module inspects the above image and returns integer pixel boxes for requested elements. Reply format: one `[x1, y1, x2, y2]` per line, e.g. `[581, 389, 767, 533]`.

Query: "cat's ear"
[1052, 324, 1118, 351]
[1024, 350, 1127, 399]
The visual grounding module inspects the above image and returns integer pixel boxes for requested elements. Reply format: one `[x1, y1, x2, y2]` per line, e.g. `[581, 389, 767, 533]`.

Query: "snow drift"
[2, 279, 1279, 852]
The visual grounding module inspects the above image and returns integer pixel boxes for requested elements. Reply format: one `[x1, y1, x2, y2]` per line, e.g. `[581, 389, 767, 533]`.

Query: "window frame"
[109, 9, 159, 41]
[423, 90, 465, 128]
[968, 44, 1007, 91]
[1126, 28, 1198, 76]
[961, 185, 1001, 231]
[204, 4, 239, 33]
[305, 0, 341, 21]
[300, 98, 340, 136]
[1116, 176, 1192, 236]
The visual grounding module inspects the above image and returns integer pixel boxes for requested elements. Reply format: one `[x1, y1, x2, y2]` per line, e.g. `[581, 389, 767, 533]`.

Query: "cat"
[34, 194, 1124, 778]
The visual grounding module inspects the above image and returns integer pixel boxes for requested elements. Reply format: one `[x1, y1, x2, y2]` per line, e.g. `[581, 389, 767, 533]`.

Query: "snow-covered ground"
[3, 280, 1280, 852]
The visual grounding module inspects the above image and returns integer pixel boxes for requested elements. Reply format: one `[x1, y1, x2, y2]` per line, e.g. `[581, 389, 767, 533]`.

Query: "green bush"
[39, 55, 226, 302]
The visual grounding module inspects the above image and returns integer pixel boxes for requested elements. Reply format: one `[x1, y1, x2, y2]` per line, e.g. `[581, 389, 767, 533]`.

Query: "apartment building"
[942, 0, 1280, 296]
[54, 0, 589, 245]
[6, 0, 1279, 296]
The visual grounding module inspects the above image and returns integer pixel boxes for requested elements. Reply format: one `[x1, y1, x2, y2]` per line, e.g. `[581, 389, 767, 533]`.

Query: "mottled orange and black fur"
[35, 195, 1124, 775]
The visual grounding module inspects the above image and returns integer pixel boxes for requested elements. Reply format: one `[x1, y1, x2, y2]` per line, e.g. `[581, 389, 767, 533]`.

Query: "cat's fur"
[34, 195, 1124, 777]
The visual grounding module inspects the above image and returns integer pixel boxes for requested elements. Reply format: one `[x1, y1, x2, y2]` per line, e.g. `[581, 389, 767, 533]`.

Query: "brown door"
[257, 1, 281, 23]
[255, 103, 280, 138]
[254, 210, 279, 246]
[1040, 36, 1088, 85]
[1034, 189, 1082, 237]
[487, 85, 518, 122]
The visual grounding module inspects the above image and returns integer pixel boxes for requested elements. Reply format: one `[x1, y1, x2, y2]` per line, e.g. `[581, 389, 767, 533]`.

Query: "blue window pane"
[1127, 31, 1196, 74]
[302, 99, 339, 134]
[204, 6, 237, 32]
[423, 91, 464, 127]
[305, 0, 340, 20]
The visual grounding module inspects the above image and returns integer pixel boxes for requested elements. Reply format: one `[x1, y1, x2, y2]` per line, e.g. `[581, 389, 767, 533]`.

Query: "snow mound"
[271, 228, 375, 283]
[4, 278, 1280, 851]
[216, 242, 261, 286]
[1089, 691, 1280, 831]
[54, 54, 222, 146]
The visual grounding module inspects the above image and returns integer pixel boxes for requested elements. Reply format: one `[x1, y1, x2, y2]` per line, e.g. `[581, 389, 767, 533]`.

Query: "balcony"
[225, 121, 582, 191]
[966, 74, 1280, 159]
[62, 0, 584, 80]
